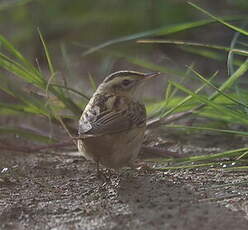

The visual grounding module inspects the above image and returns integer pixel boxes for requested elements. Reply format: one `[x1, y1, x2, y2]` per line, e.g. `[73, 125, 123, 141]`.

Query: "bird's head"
[96, 70, 160, 98]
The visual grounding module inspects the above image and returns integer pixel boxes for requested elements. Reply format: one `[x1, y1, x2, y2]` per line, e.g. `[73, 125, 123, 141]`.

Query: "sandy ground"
[0, 149, 248, 230]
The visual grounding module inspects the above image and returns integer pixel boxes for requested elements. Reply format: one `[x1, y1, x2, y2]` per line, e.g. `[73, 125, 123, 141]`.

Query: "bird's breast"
[77, 126, 145, 169]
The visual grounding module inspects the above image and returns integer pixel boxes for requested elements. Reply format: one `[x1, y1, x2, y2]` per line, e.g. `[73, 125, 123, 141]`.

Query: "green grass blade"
[0, 35, 31, 66]
[236, 151, 248, 160]
[181, 47, 243, 66]
[154, 162, 222, 170]
[159, 147, 248, 163]
[82, 17, 243, 56]
[227, 29, 241, 76]
[0, 55, 81, 116]
[0, 53, 45, 86]
[0, 77, 52, 116]
[188, 67, 248, 109]
[37, 31, 82, 116]
[170, 80, 248, 124]
[167, 125, 248, 137]
[51, 84, 90, 101]
[158, 72, 218, 118]
[0, 102, 27, 114]
[137, 39, 248, 56]
[224, 166, 248, 171]
[38, 29, 55, 75]
[188, 2, 248, 36]
[210, 58, 248, 100]
[0, 35, 43, 77]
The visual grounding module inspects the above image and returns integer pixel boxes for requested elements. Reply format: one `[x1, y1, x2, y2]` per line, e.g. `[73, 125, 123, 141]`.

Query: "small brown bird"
[77, 70, 160, 173]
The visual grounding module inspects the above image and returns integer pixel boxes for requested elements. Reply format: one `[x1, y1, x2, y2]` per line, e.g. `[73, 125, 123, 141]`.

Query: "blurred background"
[1, 0, 247, 84]
[0, 0, 248, 146]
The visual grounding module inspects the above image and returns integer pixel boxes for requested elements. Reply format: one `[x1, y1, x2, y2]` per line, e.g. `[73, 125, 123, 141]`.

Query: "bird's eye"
[122, 79, 131, 87]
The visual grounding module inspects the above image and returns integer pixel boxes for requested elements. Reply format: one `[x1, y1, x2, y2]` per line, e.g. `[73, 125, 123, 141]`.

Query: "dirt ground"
[0, 139, 248, 230]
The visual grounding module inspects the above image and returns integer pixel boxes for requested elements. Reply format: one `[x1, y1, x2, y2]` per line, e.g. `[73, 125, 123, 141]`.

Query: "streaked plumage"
[77, 70, 159, 170]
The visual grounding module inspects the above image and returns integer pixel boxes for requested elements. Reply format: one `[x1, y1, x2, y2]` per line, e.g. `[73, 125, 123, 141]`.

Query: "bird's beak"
[143, 72, 161, 79]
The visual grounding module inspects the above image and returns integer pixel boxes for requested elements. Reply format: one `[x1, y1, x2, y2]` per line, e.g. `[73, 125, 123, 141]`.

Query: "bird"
[77, 70, 160, 174]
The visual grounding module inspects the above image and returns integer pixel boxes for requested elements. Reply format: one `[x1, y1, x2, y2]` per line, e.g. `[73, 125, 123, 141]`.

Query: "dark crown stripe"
[104, 71, 145, 83]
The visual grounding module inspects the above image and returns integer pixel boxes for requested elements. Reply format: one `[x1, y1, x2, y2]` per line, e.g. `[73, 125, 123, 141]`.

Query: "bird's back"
[78, 93, 146, 168]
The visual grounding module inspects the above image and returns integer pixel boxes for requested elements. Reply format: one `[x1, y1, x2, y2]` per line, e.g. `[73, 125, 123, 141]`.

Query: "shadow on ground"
[0, 151, 248, 230]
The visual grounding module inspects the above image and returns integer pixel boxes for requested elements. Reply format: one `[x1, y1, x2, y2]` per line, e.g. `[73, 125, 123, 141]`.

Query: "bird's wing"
[79, 102, 146, 137]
